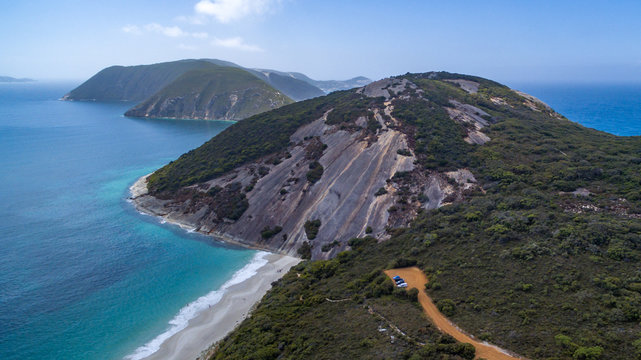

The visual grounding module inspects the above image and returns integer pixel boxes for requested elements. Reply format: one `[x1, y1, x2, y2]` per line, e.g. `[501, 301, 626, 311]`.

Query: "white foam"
[124, 251, 270, 360]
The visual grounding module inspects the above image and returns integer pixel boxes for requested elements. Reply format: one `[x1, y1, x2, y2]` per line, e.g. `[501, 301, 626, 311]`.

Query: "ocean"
[0, 82, 258, 360]
[511, 83, 641, 136]
[1, 81, 640, 360]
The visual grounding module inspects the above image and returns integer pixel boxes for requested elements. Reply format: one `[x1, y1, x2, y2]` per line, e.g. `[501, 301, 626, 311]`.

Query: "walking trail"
[384, 267, 525, 360]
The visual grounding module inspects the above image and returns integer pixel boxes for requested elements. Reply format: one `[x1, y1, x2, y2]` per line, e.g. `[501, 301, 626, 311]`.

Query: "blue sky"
[3, 0, 641, 84]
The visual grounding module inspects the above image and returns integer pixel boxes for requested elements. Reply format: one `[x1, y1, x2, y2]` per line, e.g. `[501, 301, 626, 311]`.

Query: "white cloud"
[145, 23, 187, 37]
[175, 15, 206, 25]
[195, 0, 278, 23]
[178, 44, 198, 51]
[191, 32, 209, 39]
[121, 25, 142, 35]
[122, 23, 209, 39]
[212, 37, 263, 52]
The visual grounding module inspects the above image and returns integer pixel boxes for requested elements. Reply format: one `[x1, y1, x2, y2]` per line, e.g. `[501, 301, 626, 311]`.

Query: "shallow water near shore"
[0, 82, 255, 360]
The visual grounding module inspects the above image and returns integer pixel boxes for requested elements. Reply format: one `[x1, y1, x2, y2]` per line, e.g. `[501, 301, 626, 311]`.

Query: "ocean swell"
[124, 251, 270, 360]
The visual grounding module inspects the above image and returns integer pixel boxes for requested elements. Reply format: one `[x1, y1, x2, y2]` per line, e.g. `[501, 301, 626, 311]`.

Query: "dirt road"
[384, 267, 524, 360]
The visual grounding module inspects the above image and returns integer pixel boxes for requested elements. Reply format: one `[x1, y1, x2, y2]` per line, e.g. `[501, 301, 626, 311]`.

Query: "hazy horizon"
[3, 1, 641, 84]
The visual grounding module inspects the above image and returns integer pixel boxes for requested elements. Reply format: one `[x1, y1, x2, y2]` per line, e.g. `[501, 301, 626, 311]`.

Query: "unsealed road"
[384, 267, 524, 360]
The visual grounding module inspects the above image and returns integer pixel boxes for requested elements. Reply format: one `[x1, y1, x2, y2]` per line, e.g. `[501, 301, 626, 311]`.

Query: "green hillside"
[124, 66, 293, 121]
[147, 72, 641, 359]
[252, 70, 326, 100]
[63, 59, 330, 103]
[62, 60, 215, 101]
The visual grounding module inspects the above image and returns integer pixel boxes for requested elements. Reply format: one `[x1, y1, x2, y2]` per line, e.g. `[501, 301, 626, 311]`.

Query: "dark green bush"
[304, 219, 321, 240]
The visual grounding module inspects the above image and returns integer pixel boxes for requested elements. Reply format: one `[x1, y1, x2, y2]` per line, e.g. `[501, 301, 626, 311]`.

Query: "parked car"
[397, 282, 408, 288]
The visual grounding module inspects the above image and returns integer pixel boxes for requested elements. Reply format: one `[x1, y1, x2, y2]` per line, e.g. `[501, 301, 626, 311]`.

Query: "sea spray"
[124, 251, 270, 360]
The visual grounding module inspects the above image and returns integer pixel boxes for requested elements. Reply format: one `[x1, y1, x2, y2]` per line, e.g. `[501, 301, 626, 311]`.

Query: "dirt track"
[384, 267, 524, 360]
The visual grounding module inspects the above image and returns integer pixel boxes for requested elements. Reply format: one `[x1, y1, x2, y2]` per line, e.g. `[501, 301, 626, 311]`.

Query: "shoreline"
[127, 174, 301, 360]
[129, 174, 290, 255]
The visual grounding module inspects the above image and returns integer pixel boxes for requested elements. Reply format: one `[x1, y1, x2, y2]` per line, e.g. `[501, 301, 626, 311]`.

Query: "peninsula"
[133, 72, 641, 359]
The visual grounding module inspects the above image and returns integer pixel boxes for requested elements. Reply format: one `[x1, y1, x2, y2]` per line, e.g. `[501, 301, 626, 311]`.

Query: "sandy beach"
[139, 253, 299, 360]
[128, 174, 301, 360]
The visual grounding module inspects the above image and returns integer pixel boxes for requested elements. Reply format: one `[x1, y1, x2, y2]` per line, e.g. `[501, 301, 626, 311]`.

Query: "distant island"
[62, 59, 371, 121]
[0, 76, 34, 83]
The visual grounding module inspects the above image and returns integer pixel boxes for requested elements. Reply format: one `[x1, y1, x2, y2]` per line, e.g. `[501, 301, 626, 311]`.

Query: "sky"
[2, 0, 641, 84]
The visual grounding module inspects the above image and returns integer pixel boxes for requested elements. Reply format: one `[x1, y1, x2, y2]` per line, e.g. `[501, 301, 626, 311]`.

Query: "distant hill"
[62, 60, 215, 101]
[252, 68, 372, 94]
[124, 65, 293, 121]
[287, 72, 372, 93]
[244, 69, 325, 101]
[62, 59, 325, 102]
[63, 59, 371, 121]
[0, 76, 34, 83]
[64, 59, 371, 103]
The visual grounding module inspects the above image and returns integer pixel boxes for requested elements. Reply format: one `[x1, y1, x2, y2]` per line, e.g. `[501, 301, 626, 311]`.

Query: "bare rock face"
[444, 79, 479, 94]
[133, 107, 416, 259]
[513, 90, 552, 112]
[133, 76, 488, 259]
[358, 78, 417, 100]
[446, 100, 492, 145]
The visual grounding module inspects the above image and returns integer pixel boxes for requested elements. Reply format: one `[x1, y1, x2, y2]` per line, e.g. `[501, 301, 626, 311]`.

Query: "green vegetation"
[325, 92, 384, 125]
[261, 226, 283, 239]
[175, 182, 248, 221]
[321, 240, 340, 252]
[147, 92, 350, 195]
[297, 241, 312, 260]
[254, 71, 325, 101]
[306, 162, 324, 184]
[64, 58, 331, 103]
[207, 72, 641, 359]
[64, 59, 218, 101]
[125, 65, 293, 121]
[304, 219, 321, 240]
[374, 187, 388, 196]
[391, 84, 472, 171]
[212, 238, 475, 360]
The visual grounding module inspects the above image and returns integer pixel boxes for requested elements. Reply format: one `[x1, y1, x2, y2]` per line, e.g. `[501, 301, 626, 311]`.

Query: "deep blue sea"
[1, 81, 640, 360]
[511, 83, 641, 136]
[0, 82, 258, 360]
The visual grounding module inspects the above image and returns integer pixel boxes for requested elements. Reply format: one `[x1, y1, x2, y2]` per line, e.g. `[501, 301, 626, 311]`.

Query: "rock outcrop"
[132, 73, 505, 259]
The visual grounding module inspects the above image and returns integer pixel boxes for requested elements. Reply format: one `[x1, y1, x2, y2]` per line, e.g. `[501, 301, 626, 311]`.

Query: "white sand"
[127, 174, 300, 360]
[140, 254, 299, 360]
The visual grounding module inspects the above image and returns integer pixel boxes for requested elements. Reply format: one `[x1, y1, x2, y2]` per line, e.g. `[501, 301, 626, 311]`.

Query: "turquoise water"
[0, 82, 256, 360]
